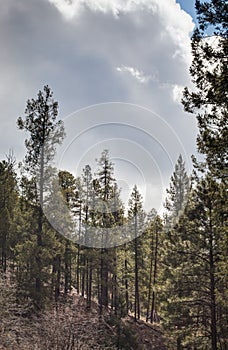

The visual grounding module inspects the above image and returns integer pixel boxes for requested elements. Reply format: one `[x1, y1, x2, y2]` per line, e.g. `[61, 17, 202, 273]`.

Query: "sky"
[0, 0, 198, 213]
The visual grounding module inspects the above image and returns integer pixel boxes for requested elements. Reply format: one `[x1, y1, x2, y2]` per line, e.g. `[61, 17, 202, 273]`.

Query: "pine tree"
[128, 185, 145, 321]
[164, 154, 189, 229]
[58, 170, 76, 296]
[181, 176, 226, 349]
[161, 174, 227, 349]
[182, 0, 228, 179]
[95, 150, 116, 312]
[161, 156, 190, 349]
[144, 212, 163, 323]
[110, 183, 125, 315]
[180, 2, 228, 348]
[17, 85, 65, 308]
[81, 165, 94, 306]
[0, 156, 17, 273]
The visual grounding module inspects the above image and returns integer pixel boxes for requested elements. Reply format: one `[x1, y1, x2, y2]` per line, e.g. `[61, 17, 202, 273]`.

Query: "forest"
[0, 1, 227, 349]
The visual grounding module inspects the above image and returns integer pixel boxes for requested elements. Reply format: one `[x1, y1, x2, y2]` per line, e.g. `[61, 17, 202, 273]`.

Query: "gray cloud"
[0, 0, 197, 212]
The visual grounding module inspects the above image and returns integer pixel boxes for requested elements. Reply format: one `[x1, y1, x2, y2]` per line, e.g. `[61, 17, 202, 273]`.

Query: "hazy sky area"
[0, 0, 198, 212]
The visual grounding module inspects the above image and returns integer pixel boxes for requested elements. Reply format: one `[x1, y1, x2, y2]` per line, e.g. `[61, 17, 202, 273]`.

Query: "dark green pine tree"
[65, 175, 82, 294]
[81, 165, 93, 246]
[128, 185, 145, 321]
[184, 175, 227, 350]
[17, 85, 65, 308]
[109, 182, 125, 315]
[58, 170, 77, 296]
[182, 0, 228, 179]
[161, 172, 227, 349]
[80, 164, 94, 305]
[167, 175, 227, 350]
[0, 155, 18, 273]
[180, 2, 228, 348]
[94, 150, 116, 312]
[164, 154, 189, 229]
[144, 212, 163, 324]
[11, 173, 40, 299]
[160, 156, 190, 349]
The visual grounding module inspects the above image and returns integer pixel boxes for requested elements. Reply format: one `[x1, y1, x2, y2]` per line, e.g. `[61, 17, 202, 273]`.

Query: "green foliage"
[0, 156, 18, 273]
[182, 1, 228, 179]
[2, 59, 227, 349]
[164, 154, 189, 230]
[16, 86, 66, 309]
[128, 185, 146, 321]
[161, 173, 228, 349]
[179, 2, 228, 348]
[17, 85, 65, 174]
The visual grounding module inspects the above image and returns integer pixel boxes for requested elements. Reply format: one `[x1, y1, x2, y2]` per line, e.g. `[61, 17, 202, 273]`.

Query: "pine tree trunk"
[111, 248, 118, 314]
[36, 143, 45, 309]
[56, 255, 61, 300]
[124, 244, 129, 314]
[86, 256, 92, 308]
[52, 255, 61, 303]
[113, 248, 118, 315]
[86, 256, 89, 305]
[177, 337, 182, 350]
[1, 248, 6, 273]
[146, 235, 153, 322]
[36, 205, 43, 308]
[88, 258, 92, 308]
[134, 215, 140, 321]
[209, 209, 218, 350]
[98, 265, 102, 316]
[81, 251, 85, 297]
[150, 223, 158, 323]
[100, 248, 109, 308]
[64, 241, 71, 294]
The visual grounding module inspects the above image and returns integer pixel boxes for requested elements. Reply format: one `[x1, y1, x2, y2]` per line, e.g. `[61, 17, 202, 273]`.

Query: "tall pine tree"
[17, 86, 65, 308]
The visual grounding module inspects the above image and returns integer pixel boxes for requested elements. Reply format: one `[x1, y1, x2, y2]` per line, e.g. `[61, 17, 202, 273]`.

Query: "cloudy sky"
[0, 0, 198, 212]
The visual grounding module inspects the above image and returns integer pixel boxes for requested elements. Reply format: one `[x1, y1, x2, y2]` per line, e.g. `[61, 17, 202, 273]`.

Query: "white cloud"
[0, 0, 198, 208]
[172, 84, 185, 103]
[48, 0, 125, 19]
[48, 0, 82, 20]
[48, 0, 194, 62]
[116, 65, 153, 83]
